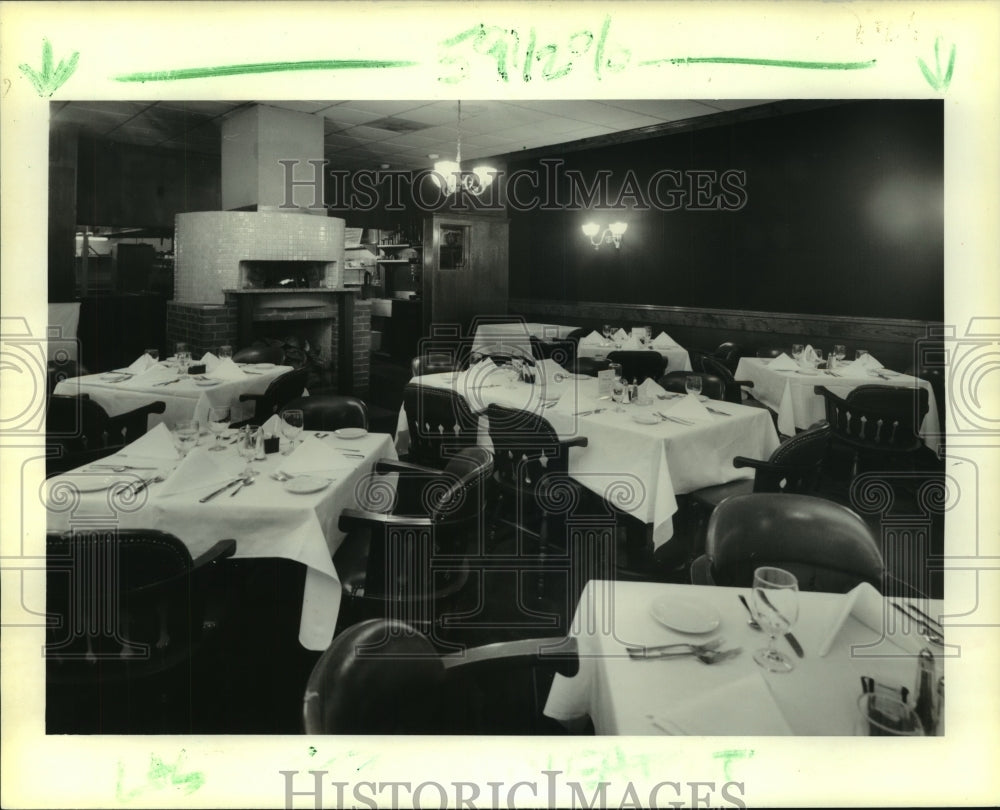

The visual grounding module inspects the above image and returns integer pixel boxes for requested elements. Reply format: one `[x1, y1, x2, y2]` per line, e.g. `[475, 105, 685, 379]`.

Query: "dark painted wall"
[77, 137, 221, 227]
[508, 100, 943, 322]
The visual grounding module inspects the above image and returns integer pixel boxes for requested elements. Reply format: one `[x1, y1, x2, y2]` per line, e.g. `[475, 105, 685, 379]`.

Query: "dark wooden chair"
[302, 618, 579, 734]
[234, 366, 308, 426]
[755, 347, 786, 359]
[815, 384, 929, 478]
[689, 351, 755, 404]
[280, 394, 369, 431]
[400, 382, 480, 468]
[46, 394, 166, 476]
[232, 344, 285, 365]
[334, 447, 494, 634]
[46, 529, 237, 732]
[606, 350, 666, 383]
[689, 493, 884, 593]
[657, 371, 727, 401]
[47, 359, 89, 396]
[712, 341, 744, 374]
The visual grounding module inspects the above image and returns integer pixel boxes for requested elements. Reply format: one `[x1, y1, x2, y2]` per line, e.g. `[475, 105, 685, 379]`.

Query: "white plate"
[649, 596, 721, 634]
[251, 363, 276, 370]
[195, 379, 221, 387]
[283, 475, 332, 494]
[631, 413, 661, 425]
[334, 427, 367, 439]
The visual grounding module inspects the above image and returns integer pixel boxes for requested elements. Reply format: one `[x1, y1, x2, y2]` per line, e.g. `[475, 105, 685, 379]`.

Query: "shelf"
[376, 244, 421, 250]
[376, 259, 412, 264]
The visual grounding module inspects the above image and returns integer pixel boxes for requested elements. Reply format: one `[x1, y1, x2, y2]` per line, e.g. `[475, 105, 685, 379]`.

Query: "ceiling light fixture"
[431, 101, 496, 196]
[582, 221, 628, 249]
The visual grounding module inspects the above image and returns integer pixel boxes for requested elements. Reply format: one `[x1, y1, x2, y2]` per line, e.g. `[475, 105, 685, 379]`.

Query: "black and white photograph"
[2, 3, 998, 809]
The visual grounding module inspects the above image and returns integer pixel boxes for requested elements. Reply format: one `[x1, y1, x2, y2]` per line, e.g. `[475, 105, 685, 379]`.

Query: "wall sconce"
[582, 221, 627, 249]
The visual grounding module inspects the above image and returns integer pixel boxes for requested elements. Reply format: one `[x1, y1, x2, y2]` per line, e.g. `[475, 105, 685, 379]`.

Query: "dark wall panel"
[509, 101, 943, 322]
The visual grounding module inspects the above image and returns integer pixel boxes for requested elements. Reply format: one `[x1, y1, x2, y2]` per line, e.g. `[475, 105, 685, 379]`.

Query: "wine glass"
[173, 418, 199, 457]
[685, 375, 703, 397]
[281, 409, 304, 455]
[791, 343, 804, 365]
[218, 345, 233, 360]
[602, 324, 613, 344]
[833, 344, 846, 362]
[811, 348, 824, 368]
[611, 376, 627, 412]
[750, 566, 800, 673]
[207, 406, 230, 452]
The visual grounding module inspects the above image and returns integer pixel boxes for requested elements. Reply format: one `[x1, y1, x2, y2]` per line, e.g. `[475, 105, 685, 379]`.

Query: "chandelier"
[431, 101, 497, 196]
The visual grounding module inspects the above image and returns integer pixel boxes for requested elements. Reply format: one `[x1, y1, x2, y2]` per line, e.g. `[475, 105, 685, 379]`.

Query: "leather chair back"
[232, 344, 284, 365]
[239, 366, 308, 422]
[402, 383, 479, 468]
[606, 350, 666, 382]
[701, 493, 884, 592]
[281, 395, 368, 431]
[411, 352, 457, 377]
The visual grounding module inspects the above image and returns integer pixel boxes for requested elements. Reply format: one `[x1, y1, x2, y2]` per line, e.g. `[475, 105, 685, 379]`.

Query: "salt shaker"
[254, 426, 266, 461]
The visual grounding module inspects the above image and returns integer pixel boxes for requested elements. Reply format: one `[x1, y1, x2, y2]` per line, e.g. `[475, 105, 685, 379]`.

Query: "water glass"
[144, 348, 159, 361]
[812, 348, 824, 368]
[281, 409, 304, 455]
[602, 324, 613, 343]
[237, 426, 258, 472]
[751, 566, 800, 673]
[685, 375, 703, 397]
[218, 345, 233, 360]
[207, 406, 230, 451]
[173, 418, 199, 457]
[611, 377, 627, 412]
[833, 344, 846, 362]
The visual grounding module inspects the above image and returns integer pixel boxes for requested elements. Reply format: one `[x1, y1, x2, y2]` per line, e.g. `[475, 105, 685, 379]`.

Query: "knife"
[198, 477, 244, 503]
[755, 588, 805, 657]
[626, 638, 723, 659]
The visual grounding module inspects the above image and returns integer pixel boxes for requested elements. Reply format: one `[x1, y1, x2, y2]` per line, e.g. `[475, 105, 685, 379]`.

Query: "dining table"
[52, 360, 295, 429]
[469, 321, 580, 357]
[395, 364, 780, 549]
[543, 579, 945, 735]
[735, 356, 942, 453]
[575, 337, 693, 374]
[45, 422, 397, 651]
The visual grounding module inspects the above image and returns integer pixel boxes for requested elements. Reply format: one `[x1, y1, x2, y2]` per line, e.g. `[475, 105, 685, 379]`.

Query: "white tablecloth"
[735, 357, 942, 453]
[576, 340, 692, 373]
[53, 364, 295, 428]
[396, 371, 779, 549]
[45, 429, 397, 650]
[544, 580, 942, 735]
[470, 322, 579, 356]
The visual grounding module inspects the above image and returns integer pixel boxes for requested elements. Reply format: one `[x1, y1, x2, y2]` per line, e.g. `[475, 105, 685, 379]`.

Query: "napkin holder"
[263, 436, 280, 454]
[187, 363, 206, 375]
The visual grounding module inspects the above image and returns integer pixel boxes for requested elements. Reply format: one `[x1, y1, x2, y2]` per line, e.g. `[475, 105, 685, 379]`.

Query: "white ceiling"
[51, 99, 771, 170]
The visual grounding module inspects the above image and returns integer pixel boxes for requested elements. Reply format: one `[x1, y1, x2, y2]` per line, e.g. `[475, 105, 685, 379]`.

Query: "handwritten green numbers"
[18, 38, 79, 97]
[439, 15, 629, 84]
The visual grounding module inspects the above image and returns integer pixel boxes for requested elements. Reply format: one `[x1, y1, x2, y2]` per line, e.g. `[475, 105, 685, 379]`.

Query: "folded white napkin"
[209, 357, 247, 381]
[817, 582, 925, 656]
[158, 446, 242, 496]
[579, 330, 605, 346]
[200, 352, 220, 372]
[612, 328, 629, 342]
[125, 353, 158, 374]
[283, 436, 349, 474]
[651, 671, 793, 736]
[768, 353, 800, 371]
[131, 363, 178, 384]
[261, 414, 283, 436]
[802, 344, 819, 365]
[837, 353, 885, 379]
[638, 378, 668, 399]
[115, 422, 180, 461]
[668, 394, 712, 422]
[651, 331, 679, 349]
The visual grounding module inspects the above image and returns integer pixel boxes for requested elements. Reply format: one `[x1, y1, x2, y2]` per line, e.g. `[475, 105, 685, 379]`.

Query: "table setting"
[52, 344, 295, 429]
[576, 326, 693, 372]
[397, 361, 779, 548]
[45, 416, 397, 651]
[735, 347, 941, 451]
[544, 578, 945, 736]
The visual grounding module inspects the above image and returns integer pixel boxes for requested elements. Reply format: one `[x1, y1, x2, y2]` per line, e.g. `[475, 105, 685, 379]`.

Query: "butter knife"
[756, 588, 805, 657]
[198, 477, 244, 503]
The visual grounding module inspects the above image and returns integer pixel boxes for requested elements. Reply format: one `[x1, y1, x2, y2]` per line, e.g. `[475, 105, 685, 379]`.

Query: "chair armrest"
[560, 436, 589, 450]
[106, 399, 166, 426]
[190, 538, 237, 570]
[440, 636, 578, 670]
[338, 507, 434, 533]
[688, 554, 715, 585]
[238, 392, 263, 403]
[374, 458, 440, 476]
[732, 455, 768, 471]
[735, 379, 754, 389]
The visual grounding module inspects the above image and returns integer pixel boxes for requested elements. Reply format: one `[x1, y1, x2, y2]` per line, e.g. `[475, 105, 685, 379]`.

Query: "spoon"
[229, 472, 256, 497]
[737, 594, 762, 630]
[694, 646, 742, 665]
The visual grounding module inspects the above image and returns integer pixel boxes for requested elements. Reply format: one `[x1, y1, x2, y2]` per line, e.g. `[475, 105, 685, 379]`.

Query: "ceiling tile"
[321, 106, 385, 126]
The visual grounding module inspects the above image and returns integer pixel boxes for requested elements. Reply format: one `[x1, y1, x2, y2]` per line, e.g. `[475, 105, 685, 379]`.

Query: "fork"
[654, 411, 694, 426]
[626, 638, 723, 659]
[131, 475, 164, 494]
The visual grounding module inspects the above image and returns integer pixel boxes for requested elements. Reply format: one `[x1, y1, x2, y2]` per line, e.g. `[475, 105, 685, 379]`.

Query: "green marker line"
[114, 59, 417, 83]
[640, 56, 876, 70]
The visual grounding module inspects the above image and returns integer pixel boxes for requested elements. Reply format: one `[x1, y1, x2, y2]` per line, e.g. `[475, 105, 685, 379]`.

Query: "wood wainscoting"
[507, 299, 942, 372]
